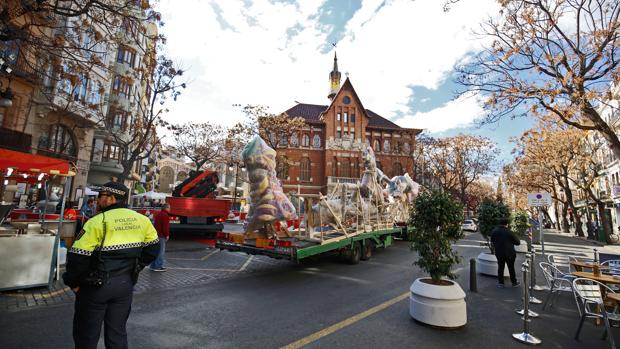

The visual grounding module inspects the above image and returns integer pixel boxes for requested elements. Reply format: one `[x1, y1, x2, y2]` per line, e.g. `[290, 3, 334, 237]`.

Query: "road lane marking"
[280, 291, 410, 349]
[201, 249, 220, 261]
[239, 255, 254, 271]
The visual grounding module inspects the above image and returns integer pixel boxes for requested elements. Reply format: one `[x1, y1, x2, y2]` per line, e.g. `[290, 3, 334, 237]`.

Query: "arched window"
[159, 166, 175, 193]
[340, 158, 350, 178]
[394, 142, 401, 153]
[392, 162, 403, 177]
[276, 157, 288, 180]
[302, 134, 310, 147]
[290, 133, 299, 147]
[268, 132, 277, 146]
[300, 157, 311, 181]
[403, 142, 411, 155]
[312, 134, 321, 148]
[383, 140, 391, 153]
[37, 124, 77, 158]
[373, 139, 380, 152]
[279, 133, 288, 146]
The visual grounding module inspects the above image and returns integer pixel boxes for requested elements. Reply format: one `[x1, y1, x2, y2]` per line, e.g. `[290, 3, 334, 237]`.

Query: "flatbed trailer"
[215, 227, 401, 264]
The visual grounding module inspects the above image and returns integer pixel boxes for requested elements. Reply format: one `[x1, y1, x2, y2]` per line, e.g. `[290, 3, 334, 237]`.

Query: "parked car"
[461, 219, 477, 232]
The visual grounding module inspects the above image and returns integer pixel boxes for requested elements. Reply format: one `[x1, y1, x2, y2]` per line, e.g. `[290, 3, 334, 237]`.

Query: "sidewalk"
[0, 238, 288, 312]
[542, 228, 620, 255]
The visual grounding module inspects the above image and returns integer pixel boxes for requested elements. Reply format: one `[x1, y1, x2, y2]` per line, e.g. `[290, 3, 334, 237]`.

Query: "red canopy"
[0, 148, 75, 177]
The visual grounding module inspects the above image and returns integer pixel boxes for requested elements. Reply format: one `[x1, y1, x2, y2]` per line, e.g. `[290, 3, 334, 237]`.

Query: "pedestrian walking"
[150, 203, 171, 272]
[80, 198, 95, 218]
[490, 217, 520, 288]
[63, 182, 160, 349]
[586, 220, 595, 240]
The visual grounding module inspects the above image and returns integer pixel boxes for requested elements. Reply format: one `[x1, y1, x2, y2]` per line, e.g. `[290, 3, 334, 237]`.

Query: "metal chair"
[540, 262, 580, 315]
[549, 254, 575, 274]
[573, 278, 620, 349]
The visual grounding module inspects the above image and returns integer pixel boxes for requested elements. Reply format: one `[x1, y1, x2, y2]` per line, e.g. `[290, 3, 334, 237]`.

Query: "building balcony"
[89, 160, 124, 175]
[0, 127, 32, 153]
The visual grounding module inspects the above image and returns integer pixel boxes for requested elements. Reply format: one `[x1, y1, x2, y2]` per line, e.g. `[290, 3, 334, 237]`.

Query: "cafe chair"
[540, 262, 580, 315]
[549, 254, 575, 274]
[573, 278, 620, 349]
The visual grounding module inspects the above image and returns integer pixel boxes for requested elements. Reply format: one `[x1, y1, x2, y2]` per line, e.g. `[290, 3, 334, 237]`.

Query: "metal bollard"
[516, 256, 539, 318]
[513, 261, 542, 345]
[594, 248, 599, 263]
[529, 249, 544, 291]
[470, 258, 477, 292]
[523, 253, 542, 304]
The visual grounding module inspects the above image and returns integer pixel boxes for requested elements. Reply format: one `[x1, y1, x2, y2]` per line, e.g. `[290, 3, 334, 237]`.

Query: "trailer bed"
[216, 228, 401, 262]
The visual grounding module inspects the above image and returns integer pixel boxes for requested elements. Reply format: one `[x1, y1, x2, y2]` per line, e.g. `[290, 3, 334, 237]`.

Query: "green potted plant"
[511, 210, 530, 253]
[408, 189, 467, 328]
[476, 198, 511, 276]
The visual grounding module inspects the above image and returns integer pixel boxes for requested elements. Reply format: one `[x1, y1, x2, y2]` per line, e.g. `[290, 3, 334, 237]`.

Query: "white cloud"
[395, 93, 484, 133]
[155, 0, 499, 134]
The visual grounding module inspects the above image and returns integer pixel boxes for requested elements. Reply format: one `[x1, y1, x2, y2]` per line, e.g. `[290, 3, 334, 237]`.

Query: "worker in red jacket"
[149, 203, 170, 271]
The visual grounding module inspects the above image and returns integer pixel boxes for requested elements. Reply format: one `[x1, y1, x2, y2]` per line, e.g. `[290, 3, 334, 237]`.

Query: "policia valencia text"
[63, 182, 160, 349]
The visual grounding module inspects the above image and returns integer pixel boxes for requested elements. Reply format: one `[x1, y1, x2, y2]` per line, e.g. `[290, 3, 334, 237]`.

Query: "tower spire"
[328, 51, 341, 100]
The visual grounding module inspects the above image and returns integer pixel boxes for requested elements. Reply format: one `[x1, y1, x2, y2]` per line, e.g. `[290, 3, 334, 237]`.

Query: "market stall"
[0, 148, 76, 291]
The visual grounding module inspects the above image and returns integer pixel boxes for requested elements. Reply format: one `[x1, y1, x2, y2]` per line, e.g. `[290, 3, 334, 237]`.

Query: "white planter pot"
[476, 252, 509, 277]
[515, 240, 528, 253]
[409, 278, 467, 328]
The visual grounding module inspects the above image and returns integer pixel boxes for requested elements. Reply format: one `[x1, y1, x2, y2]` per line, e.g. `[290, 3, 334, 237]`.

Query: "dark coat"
[490, 226, 520, 259]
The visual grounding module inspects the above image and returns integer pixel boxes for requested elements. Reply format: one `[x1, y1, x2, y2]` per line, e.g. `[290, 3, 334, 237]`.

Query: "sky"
[155, 0, 535, 169]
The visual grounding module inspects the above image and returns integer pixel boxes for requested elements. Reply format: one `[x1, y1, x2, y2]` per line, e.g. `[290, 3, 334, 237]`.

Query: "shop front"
[0, 148, 76, 291]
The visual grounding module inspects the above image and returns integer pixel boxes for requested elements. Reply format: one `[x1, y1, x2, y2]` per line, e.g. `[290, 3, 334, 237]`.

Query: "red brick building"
[275, 53, 422, 195]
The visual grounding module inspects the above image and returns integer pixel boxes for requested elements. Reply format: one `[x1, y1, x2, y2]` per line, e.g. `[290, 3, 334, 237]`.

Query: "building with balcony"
[272, 53, 422, 196]
[0, 6, 112, 203]
[87, 13, 158, 189]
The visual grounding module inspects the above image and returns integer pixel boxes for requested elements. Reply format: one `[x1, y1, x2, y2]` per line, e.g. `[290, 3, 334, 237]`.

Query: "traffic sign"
[527, 192, 551, 207]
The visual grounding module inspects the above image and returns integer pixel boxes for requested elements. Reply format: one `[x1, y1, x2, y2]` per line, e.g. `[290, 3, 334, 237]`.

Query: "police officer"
[63, 182, 160, 349]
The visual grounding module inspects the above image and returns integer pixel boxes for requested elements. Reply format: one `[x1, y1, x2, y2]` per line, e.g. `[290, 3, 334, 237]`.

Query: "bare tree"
[423, 134, 499, 205]
[170, 121, 226, 171]
[457, 0, 620, 159]
[104, 55, 186, 181]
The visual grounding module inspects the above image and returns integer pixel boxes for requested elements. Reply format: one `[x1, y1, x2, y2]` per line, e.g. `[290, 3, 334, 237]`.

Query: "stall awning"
[0, 148, 75, 176]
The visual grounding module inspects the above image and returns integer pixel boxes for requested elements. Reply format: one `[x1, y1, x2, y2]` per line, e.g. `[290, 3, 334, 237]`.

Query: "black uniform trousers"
[73, 274, 133, 349]
[496, 255, 518, 285]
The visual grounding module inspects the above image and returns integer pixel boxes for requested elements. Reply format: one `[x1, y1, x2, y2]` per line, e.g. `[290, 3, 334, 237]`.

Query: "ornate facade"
[274, 53, 422, 195]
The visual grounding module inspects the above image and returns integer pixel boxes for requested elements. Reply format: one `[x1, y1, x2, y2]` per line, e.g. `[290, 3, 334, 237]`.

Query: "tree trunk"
[596, 201, 612, 244]
[553, 200, 561, 230]
[585, 103, 620, 161]
[563, 186, 584, 237]
[574, 211, 584, 237]
[561, 203, 569, 234]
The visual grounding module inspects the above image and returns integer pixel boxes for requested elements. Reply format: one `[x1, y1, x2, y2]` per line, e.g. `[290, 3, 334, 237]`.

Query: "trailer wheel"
[361, 240, 373, 261]
[345, 241, 361, 265]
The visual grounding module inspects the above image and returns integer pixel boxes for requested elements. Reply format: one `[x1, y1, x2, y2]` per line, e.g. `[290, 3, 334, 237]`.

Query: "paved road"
[0, 229, 614, 348]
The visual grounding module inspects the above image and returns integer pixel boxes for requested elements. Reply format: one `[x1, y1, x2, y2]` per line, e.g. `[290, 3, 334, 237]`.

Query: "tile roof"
[284, 103, 327, 122]
[285, 103, 405, 130]
[365, 109, 402, 129]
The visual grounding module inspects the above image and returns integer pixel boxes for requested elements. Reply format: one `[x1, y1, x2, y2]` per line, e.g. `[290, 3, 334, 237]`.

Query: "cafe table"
[572, 271, 620, 285]
[570, 260, 610, 272]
